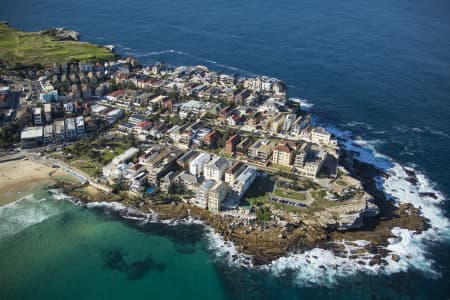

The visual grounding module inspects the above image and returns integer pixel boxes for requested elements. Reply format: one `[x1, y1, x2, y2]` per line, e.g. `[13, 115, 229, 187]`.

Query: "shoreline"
[51, 147, 429, 267]
[0, 157, 81, 206]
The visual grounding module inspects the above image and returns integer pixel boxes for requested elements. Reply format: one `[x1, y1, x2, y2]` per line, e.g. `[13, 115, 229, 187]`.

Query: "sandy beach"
[0, 159, 76, 206]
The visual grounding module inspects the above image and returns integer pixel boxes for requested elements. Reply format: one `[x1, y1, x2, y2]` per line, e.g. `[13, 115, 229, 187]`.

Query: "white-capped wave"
[290, 98, 314, 110]
[0, 194, 62, 240]
[204, 227, 253, 268]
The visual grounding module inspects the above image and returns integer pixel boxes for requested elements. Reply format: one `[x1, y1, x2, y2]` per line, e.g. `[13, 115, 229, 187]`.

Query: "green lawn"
[273, 188, 306, 201]
[0, 23, 115, 68]
[271, 163, 292, 172]
[71, 160, 103, 177]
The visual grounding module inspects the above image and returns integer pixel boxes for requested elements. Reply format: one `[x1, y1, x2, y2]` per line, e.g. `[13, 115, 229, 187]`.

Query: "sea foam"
[263, 123, 449, 287]
[0, 194, 62, 240]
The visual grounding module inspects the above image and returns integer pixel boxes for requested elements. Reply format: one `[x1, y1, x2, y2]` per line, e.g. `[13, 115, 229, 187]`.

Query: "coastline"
[0, 158, 80, 206]
[51, 146, 429, 267]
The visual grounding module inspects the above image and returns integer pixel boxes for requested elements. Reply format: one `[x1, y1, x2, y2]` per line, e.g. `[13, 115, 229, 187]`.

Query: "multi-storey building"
[208, 181, 230, 212]
[203, 157, 231, 182]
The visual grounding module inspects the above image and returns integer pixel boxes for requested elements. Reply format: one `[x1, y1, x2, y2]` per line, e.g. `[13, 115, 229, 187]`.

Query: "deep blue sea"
[1, 0, 450, 299]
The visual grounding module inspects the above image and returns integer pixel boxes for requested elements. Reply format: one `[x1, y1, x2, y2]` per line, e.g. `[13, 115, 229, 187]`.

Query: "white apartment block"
[189, 152, 211, 176]
[203, 157, 231, 182]
[208, 181, 230, 212]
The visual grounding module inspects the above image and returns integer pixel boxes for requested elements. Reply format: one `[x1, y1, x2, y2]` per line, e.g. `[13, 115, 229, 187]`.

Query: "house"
[21, 126, 43, 148]
[272, 140, 297, 167]
[194, 179, 215, 209]
[105, 108, 124, 124]
[224, 134, 240, 154]
[189, 152, 211, 176]
[128, 114, 146, 125]
[225, 161, 246, 184]
[208, 181, 230, 212]
[203, 157, 231, 181]
[311, 127, 332, 144]
[118, 122, 135, 133]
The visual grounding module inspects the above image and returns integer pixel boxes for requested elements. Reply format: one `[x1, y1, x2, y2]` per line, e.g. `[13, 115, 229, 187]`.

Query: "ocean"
[1, 0, 450, 298]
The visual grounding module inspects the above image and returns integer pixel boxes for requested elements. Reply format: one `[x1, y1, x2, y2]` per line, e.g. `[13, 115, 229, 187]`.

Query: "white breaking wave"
[0, 194, 62, 240]
[266, 123, 450, 286]
[342, 121, 374, 131]
[290, 98, 314, 110]
[204, 227, 253, 268]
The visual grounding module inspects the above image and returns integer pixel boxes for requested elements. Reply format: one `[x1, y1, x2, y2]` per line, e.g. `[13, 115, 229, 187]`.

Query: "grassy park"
[0, 23, 115, 68]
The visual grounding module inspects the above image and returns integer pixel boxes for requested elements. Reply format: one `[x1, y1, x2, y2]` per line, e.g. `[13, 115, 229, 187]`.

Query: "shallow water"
[1, 0, 450, 298]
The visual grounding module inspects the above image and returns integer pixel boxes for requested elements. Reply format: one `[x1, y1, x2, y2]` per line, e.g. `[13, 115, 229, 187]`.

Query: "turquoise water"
[0, 190, 226, 299]
[1, 0, 450, 298]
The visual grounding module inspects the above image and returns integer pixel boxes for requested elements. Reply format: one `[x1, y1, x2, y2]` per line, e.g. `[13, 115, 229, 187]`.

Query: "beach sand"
[0, 159, 77, 206]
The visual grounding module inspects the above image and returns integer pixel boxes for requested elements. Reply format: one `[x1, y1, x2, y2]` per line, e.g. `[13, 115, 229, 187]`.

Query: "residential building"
[311, 127, 332, 144]
[146, 148, 182, 183]
[230, 166, 257, 200]
[202, 130, 220, 148]
[189, 152, 211, 176]
[294, 142, 312, 169]
[44, 103, 52, 122]
[194, 179, 215, 208]
[175, 171, 201, 193]
[177, 150, 200, 171]
[160, 171, 177, 193]
[20, 126, 43, 148]
[65, 118, 77, 141]
[224, 134, 240, 154]
[247, 139, 276, 162]
[225, 161, 246, 184]
[33, 107, 42, 126]
[281, 113, 297, 133]
[75, 116, 85, 137]
[208, 181, 230, 212]
[297, 150, 327, 179]
[43, 124, 54, 145]
[203, 157, 231, 182]
[236, 137, 253, 156]
[272, 140, 297, 167]
[54, 120, 65, 143]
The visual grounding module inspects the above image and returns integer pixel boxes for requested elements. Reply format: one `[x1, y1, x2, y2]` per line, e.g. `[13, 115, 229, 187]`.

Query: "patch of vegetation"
[271, 163, 292, 172]
[0, 23, 115, 68]
[273, 188, 306, 201]
[242, 175, 274, 206]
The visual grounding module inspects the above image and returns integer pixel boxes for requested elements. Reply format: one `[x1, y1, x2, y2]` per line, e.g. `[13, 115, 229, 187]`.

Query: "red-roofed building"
[203, 130, 220, 148]
[224, 134, 240, 154]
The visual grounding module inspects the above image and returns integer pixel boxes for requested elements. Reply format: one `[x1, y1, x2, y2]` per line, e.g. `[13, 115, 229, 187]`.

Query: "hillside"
[0, 22, 115, 68]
